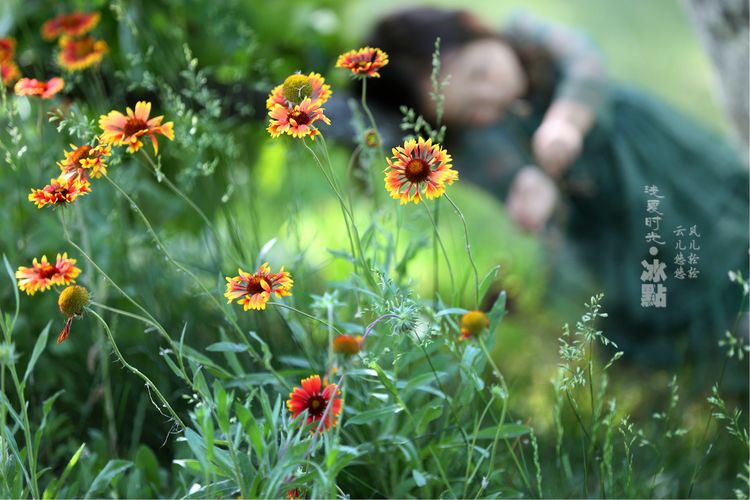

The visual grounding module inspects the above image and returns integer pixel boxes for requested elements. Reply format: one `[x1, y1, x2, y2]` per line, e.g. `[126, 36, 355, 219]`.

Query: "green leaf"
[206, 341, 247, 353]
[475, 423, 532, 440]
[84, 459, 132, 498]
[43, 442, 85, 499]
[23, 321, 51, 384]
[412, 469, 427, 487]
[135, 445, 160, 489]
[488, 291, 507, 334]
[414, 402, 443, 435]
[346, 404, 402, 426]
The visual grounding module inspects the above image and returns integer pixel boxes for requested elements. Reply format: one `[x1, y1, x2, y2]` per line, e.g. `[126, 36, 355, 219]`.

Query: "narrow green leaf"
[84, 459, 132, 498]
[23, 321, 51, 384]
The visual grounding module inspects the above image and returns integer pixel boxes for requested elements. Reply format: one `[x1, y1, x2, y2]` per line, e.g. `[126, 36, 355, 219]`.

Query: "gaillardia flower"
[266, 72, 332, 109]
[384, 136, 458, 204]
[287, 375, 342, 429]
[267, 98, 330, 140]
[459, 310, 490, 340]
[28, 175, 91, 209]
[336, 47, 389, 78]
[15, 253, 81, 296]
[1, 60, 20, 86]
[332, 334, 363, 356]
[58, 36, 108, 72]
[0, 37, 16, 62]
[14, 77, 65, 99]
[99, 101, 174, 155]
[42, 11, 101, 40]
[57, 285, 90, 344]
[58, 142, 111, 180]
[224, 263, 293, 311]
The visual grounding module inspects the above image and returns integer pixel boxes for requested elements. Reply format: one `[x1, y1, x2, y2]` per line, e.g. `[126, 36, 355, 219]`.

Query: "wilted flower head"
[42, 11, 101, 40]
[14, 77, 65, 99]
[99, 101, 174, 155]
[336, 47, 389, 78]
[459, 310, 489, 340]
[224, 262, 293, 311]
[57, 285, 90, 344]
[58, 142, 111, 180]
[287, 375, 342, 430]
[28, 175, 91, 208]
[15, 253, 81, 296]
[57, 36, 108, 72]
[384, 136, 458, 204]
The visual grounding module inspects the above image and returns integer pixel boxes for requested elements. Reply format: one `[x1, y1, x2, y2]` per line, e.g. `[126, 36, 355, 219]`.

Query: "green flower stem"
[444, 193, 480, 309]
[87, 308, 185, 429]
[101, 174, 292, 392]
[60, 211, 182, 364]
[268, 302, 342, 335]
[302, 138, 375, 288]
[421, 201, 456, 301]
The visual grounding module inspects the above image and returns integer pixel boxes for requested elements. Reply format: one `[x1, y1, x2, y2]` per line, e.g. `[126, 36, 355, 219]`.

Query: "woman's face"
[428, 39, 527, 126]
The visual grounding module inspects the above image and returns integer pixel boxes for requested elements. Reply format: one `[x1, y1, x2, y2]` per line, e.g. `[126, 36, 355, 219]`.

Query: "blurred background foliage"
[0, 0, 746, 497]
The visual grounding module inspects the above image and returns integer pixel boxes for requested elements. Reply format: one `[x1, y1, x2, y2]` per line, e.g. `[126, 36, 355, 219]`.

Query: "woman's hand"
[532, 117, 583, 178]
[507, 166, 559, 233]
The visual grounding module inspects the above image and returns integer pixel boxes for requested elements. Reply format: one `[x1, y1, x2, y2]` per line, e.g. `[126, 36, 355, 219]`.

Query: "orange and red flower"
[0, 37, 16, 62]
[99, 101, 174, 155]
[336, 47, 389, 78]
[266, 72, 332, 109]
[332, 334, 363, 356]
[267, 98, 330, 140]
[15, 253, 81, 296]
[384, 136, 458, 204]
[224, 263, 293, 311]
[28, 175, 91, 209]
[42, 11, 100, 40]
[459, 310, 490, 340]
[287, 375, 342, 430]
[1, 60, 20, 86]
[58, 36, 108, 72]
[14, 77, 65, 99]
[58, 142, 111, 180]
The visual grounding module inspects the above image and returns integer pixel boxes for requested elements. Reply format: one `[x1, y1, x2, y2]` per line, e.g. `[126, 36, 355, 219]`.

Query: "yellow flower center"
[404, 159, 430, 183]
[282, 74, 313, 104]
[58, 285, 90, 317]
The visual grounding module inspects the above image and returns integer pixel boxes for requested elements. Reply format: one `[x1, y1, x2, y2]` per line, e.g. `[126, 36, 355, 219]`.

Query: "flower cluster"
[41, 11, 107, 72]
[266, 72, 332, 140]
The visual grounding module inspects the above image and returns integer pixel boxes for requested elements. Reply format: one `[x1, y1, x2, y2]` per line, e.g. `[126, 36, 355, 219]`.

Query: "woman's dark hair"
[366, 7, 553, 120]
[366, 7, 498, 114]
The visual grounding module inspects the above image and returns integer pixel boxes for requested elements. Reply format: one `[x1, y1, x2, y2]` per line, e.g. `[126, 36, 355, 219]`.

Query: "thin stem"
[421, 201, 455, 298]
[444, 194, 480, 308]
[88, 308, 185, 429]
[268, 302, 342, 335]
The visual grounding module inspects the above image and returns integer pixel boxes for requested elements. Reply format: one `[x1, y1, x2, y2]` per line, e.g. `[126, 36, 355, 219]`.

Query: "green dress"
[454, 13, 749, 363]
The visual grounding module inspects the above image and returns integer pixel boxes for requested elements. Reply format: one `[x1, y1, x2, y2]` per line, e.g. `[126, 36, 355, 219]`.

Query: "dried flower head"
[57, 285, 90, 343]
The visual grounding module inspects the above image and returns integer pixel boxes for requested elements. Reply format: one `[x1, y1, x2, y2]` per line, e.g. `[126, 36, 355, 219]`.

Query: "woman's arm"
[505, 12, 608, 177]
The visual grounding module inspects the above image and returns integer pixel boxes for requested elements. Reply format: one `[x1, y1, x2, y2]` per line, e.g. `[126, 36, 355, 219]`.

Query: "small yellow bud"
[460, 310, 489, 340]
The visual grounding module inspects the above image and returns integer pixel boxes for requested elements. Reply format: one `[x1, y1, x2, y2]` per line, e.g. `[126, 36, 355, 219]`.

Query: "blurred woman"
[367, 7, 749, 363]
